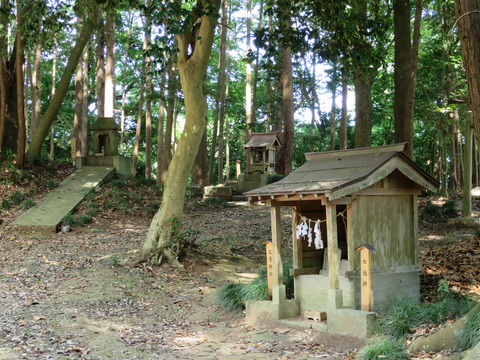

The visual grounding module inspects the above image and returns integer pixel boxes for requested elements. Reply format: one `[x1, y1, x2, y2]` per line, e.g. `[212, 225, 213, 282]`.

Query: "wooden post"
[264, 241, 274, 296]
[271, 204, 284, 287]
[326, 203, 339, 289]
[356, 244, 376, 311]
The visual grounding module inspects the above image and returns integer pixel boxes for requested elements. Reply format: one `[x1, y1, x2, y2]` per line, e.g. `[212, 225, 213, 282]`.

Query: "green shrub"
[110, 179, 126, 188]
[423, 200, 439, 216]
[84, 192, 96, 201]
[455, 311, 480, 351]
[85, 208, 97, 217]
[10, 191, 23, 205]
[63, 213, 76, 226]
[20, 199, 35, 210]
[216, 261, 294, 312]
[375, 296, 420, 338]
[47, 180, 59, 189]
[360, 337, 409, 360]
[2, 199, 10, 210]
[442, 199, 457, 217]
[77, 214, 93, 225]
[216, 282, 244, 312]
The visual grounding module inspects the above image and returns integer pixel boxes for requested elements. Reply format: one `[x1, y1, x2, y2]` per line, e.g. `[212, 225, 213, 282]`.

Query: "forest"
[0, 0, 479, 188]
[0, 1, 480, 358]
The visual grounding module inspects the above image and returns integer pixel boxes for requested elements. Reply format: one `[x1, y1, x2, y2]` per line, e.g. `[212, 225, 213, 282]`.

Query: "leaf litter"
[0, 165, 479, 359]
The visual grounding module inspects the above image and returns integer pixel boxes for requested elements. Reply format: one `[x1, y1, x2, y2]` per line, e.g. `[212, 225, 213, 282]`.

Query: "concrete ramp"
[12, 166, 114, 232]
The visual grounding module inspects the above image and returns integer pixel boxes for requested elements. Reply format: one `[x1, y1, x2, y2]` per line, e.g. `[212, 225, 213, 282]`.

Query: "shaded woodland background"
[0, 0, 478, 197]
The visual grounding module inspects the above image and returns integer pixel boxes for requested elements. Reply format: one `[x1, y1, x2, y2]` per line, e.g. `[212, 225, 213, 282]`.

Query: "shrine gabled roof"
[245, 143, 439, 202]
[244, 132, 281, 149]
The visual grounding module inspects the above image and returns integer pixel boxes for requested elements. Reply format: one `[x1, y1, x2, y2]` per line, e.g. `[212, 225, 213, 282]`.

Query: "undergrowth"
[216, 260, 293, 312]
[368, 280, 477, 359]
[360, 337, 409, 360]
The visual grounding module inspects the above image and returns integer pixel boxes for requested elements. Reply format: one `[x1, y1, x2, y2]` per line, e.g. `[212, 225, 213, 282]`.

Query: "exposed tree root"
[407, 303, 480, 353]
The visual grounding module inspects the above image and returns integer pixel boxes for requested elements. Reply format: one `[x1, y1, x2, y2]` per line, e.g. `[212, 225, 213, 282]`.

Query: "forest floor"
[0, 162, 479, 360]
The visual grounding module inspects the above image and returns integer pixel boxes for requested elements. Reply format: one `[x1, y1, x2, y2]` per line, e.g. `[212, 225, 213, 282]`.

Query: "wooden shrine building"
[244, 132, 281, 175]
[244, 143, 439, 339]
[237, 132, 282, 193]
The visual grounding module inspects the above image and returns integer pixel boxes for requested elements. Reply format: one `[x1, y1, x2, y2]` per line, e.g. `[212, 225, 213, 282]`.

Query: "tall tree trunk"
[251, 0, 263, 124]
[96, 13, 105, 117]
[143, 0, 220, 266]
[161, 65, 176, 184]
[25, 10, 98, 164]
[49, 36, 57, 160]
[31, 41, 41, 137]
[192, 127, 208, 185]
[353, 70, 372, 148]
[310, 53, 316, 152]
[144, 6, 152, 179]
[105, 11, 115, 118]
[340, 65, 348, 150]
[156, 70, 166, 187]
[74, 46, 84, 158]
[132, 80, 145, 177]
[74, 15, 88, 159]
[208, 0, 228, 184]
[393, 0, 423, 158]
[454, 0, 480, 144]
[81, 44, 88, 157]
[119, 15, 134, 154]
[276, 1, 294, 175]
[329, 62, 337, 151]
[245, 0, 252, 138]
[0, 36, 7, 155]
[15, 1, 25, 169]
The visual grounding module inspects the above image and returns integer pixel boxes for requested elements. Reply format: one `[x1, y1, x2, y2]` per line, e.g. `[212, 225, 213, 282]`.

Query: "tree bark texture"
[277, 44, 294, 175]
[105, 11, 115, 118]
[192, 128, 208, 186]
[31, 42, 41, 137]
[25, 11, 97, 164]
[245, 0, 252, 138]
[143, 0, 220, 264]
[394, 0, 423, 158]
[144, 6, 152, 179]
[15, 3, 25, 168]
[353, 70, 372, 148]
[96, 13, 105, 118]
[393, 0, 412, 150]
[455, 0, 480, 144]
[340, 66, 348, 150]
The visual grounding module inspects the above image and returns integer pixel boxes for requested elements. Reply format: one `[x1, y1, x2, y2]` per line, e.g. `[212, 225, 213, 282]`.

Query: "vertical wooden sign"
[264, 241, 274, 296]
[356, 244, 376, 311]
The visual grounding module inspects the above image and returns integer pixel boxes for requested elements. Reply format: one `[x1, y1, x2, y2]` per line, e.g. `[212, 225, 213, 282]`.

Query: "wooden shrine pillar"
[326, 202, 343, 309]
[270, 203, 286, 304]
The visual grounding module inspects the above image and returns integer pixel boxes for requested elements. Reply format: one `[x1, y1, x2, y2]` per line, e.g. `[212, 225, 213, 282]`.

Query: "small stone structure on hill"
[75, 117, 132, 177]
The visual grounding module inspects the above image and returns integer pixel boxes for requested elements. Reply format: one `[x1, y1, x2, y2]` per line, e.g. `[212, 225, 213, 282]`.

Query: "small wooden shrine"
[237, 132, 281, 194]
[244, 143, 439, 339]
[244, 132, 281, 174]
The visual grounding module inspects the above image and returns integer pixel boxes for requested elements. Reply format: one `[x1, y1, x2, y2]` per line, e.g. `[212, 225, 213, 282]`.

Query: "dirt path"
[0, 204, 362, 360]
